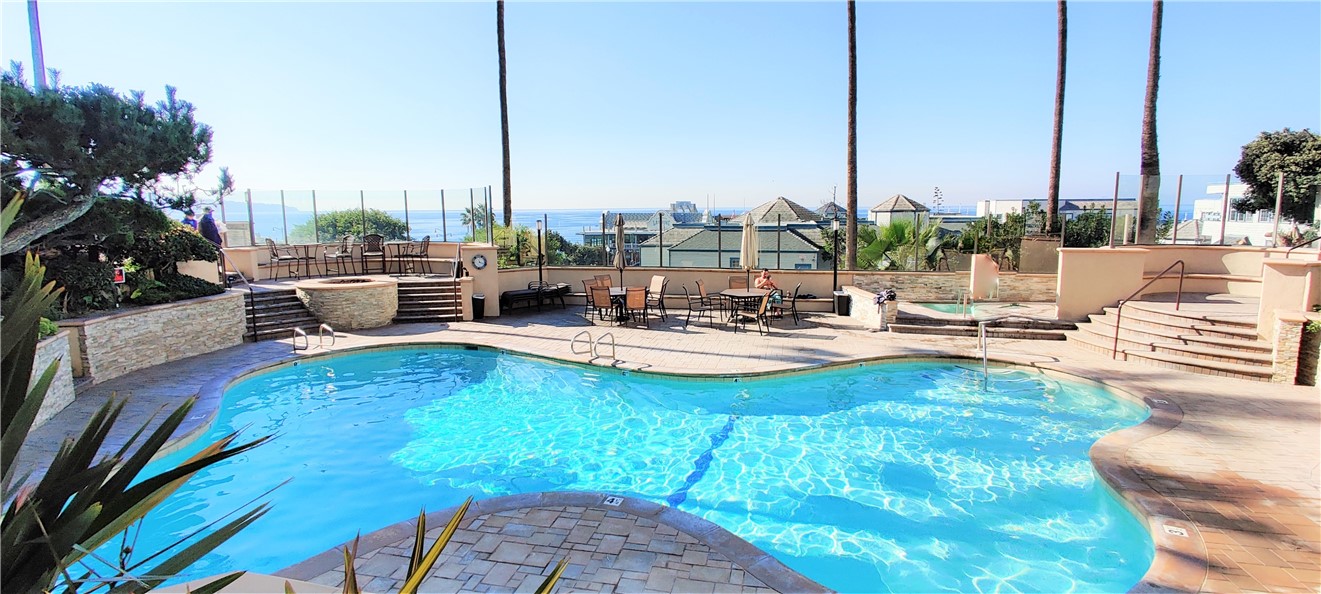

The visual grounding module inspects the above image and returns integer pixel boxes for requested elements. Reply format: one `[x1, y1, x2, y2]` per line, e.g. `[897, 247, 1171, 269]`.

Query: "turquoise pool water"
[915, 302, 977, 315]
[132, 347, 1152, 592]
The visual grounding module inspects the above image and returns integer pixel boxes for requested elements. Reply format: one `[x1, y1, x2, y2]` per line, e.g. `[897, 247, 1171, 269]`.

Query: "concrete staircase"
[394, 279, 463, 323]
[243, 289, 321, 342]
[889, 314, 1076, 340]
[1067, 294, 1272, 381]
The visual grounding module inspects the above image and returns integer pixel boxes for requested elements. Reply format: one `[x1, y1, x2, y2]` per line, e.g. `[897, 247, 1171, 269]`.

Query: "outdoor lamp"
[831, 219, 840, 292]
[536, 220, 544, 285]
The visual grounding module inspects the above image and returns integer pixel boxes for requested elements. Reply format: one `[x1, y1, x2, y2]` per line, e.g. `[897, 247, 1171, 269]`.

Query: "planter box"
[31, 330, 76, 429]
[57, 291, 246, 384]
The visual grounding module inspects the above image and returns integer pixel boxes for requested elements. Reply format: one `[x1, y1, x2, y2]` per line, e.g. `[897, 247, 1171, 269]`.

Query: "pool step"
[889, 324, 1069, 340]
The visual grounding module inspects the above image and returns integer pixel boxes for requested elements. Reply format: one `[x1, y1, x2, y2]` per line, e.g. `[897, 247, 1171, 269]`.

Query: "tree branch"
[1, 195, 97, 255]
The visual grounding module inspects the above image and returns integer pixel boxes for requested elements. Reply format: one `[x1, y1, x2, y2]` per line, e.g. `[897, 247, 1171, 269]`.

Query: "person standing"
[198, 206, 223, 247]
[182, 211, 198, 231]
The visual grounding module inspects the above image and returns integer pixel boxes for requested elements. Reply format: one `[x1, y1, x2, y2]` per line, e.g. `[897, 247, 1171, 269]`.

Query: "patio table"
[719, 288, 768, 324]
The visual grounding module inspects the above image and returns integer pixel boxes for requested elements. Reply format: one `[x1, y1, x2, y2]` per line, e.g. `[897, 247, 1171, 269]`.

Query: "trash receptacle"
[833, 290, 851, 316]
[472, 293, 486, 320]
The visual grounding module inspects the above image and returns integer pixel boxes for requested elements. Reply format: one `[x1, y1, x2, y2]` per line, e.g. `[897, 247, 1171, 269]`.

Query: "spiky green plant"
[1, 195, 272, 594]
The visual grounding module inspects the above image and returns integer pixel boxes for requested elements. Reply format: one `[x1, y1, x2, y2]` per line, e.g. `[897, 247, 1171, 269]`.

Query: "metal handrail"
[1285, 235, 1320, 259]
[218, 250, 259, 339]
[292, 327, 309, 352]
[593, 333, 616, 360]
[570, 331, 593, 355]
[1112, 260, 1185, 360]
[977, 314, 1059, 383]
[318, 323, 336, 348]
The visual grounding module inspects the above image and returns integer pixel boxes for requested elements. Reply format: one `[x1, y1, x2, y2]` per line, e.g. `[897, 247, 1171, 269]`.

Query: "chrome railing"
[977, 314, 1059, 383]
[218, 250, 259, 339]
[1285, 235, 1320, 259]
[1112, 260, 1185, 360]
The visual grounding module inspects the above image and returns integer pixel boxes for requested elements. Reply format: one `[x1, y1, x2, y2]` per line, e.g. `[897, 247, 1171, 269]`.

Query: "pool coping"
[275, 491, 831, 593]
[178, 339, 1205, 594]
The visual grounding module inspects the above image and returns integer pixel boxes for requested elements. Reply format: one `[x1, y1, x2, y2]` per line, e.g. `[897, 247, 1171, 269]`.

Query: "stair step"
[1120, 301, 1259, 329]
[894, 316, 1075, 330]
[1150, 341, 1272, 367]
[393, 314, 461, 323]
[1082, 315, 1262, 346]
[1074, 321, 1272, 354]
[889, 324, 1067, 340]
[1121, 350, 1273, 382]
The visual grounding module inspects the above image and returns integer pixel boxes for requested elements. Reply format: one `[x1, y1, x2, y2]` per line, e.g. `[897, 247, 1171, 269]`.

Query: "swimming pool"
[133, 347, 1152, 592]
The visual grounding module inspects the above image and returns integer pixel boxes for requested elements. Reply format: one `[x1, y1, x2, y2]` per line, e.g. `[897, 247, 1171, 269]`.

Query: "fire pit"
[294, 277, 398, 330]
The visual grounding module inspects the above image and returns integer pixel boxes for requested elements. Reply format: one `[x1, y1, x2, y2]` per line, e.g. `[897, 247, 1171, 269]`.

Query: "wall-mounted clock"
[471, 254, 488, 270]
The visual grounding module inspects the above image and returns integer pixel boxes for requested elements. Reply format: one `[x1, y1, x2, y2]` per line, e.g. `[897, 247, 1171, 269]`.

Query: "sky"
[2, 0, 1318, 213]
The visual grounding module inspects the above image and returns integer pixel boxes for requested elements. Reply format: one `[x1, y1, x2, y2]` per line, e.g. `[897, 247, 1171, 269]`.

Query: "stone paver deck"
[280, 492, 817, 593]
[18, 299, 1321, 592]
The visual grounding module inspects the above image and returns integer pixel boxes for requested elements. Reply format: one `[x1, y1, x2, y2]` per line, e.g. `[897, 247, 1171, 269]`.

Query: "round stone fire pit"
[294, 277, 398, 330]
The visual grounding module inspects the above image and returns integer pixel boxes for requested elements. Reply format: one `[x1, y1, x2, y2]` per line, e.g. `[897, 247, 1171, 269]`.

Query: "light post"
[536, 220, 544, 285]
[831, 219, 840, 291]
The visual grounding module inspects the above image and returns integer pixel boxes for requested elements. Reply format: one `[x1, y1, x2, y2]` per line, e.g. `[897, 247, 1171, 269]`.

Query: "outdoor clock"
[471, 254, 488, 270]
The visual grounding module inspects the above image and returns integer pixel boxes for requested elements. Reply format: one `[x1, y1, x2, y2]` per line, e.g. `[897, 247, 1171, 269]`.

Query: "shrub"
[37, 317, 58, 339]
[42, 258, 117, 315]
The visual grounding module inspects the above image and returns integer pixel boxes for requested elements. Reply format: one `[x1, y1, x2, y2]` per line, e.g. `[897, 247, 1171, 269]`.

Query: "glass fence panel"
[310, 190, 363, 241]
[247, 190, 285, 245]
[359, 190, 408, 240]
[283, 190, 317, 243]
[404, 190, 445, 241]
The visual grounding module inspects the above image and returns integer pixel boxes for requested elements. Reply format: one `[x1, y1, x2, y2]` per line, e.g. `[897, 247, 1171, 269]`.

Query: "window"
[729, 257, 741, 268]
[794, 263, 812, 270]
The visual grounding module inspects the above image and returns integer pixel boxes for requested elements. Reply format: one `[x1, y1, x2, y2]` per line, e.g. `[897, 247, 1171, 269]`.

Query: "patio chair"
[769, 283, 801, 325]
[582, 279, 601, 318]
[624, 286, 650, 328]
[646, 275, 668, 321]
[695, 278, 725, 317]
[265, 238, 304, 280]
[323, 235, 357, 276]
[682, 285, 715, 328]
[728, 276, 749, 290]
[361, 234, 387, 274]
[594, 274, 613, 287]
[590, 285, 615, 323]
[733, 291, 772, 335]
[392, 235, 431, 275]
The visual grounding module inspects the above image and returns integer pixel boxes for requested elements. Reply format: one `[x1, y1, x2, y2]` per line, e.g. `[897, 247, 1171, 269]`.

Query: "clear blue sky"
[3, 1, 1318, 212]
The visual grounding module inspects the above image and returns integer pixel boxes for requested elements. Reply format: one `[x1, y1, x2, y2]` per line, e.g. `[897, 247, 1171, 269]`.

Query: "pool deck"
[18, 306, 1320, 593]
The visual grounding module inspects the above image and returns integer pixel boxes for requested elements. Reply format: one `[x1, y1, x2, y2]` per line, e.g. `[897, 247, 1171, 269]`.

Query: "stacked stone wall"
[843, 286, 898, 329]
[31, 330, 76, 428]
[1272, 314, 1321, 386]
[850, 272, 1057, 303]
[58, 291, 246, 384]
[296, 281, 398, 330]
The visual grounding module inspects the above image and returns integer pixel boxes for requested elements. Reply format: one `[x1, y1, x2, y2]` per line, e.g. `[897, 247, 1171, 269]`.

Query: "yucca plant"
[303, 497, 566, 594]
[1, 196, 273, 594]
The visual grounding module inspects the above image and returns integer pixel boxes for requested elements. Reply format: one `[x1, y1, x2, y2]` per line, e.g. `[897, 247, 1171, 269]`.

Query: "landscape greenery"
[288, 208, 411, 244]
[1233, 128, 1321, 225]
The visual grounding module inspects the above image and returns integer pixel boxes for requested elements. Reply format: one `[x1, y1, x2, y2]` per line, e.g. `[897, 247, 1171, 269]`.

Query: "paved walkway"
[19, 305, 1321, 592]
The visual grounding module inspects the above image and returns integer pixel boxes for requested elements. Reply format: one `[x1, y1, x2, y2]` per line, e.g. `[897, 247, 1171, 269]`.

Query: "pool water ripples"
[132, 348, 1152, 593]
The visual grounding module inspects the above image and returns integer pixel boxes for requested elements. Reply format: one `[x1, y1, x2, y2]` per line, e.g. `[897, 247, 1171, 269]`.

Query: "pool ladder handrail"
[976, 314, 1060, 382]
[293, 324, 336, 352]
[570, 330, 616, 360]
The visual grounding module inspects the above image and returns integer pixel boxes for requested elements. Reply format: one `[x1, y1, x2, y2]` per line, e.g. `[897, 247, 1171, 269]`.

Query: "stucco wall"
[31, 330, 76, 429]
[57, 291, 246, 384]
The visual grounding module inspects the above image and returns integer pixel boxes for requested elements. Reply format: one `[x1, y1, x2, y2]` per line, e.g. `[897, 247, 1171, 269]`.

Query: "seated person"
[754, 269, 779, 290]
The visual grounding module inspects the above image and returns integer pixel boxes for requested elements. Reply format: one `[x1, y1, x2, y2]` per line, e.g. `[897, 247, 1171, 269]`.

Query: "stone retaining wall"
[849, 272, 1057, 303]
[296, 278, 398, 330]
[1272, 313, 1321, 385]
[31, 330, 76, 428]
[57, 291, 246, 384]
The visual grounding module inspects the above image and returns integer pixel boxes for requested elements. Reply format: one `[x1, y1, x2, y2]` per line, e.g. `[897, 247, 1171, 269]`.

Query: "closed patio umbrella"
[740, 214, 759, 287]
[613, 213, 627, 286]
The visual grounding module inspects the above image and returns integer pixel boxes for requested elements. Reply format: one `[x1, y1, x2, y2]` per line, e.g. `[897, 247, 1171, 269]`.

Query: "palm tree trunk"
[1138, 0, 1163, 243]
[1047, 0, 1067, 234]
[498, 0, 513, 228]
[845, 0, 858, 270]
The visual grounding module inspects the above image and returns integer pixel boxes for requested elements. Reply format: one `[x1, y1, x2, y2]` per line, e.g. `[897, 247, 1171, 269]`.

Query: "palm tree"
[1137, 0, 1163, 243]
[1046, 0, 1067, 234]
[845, 0, 858, 270]
[497, 0, 513, 227]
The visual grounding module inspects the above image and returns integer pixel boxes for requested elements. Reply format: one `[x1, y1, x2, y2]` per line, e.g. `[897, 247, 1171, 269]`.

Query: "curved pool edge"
[274, 491, 831, 593]
[178, 339, 1206, 593]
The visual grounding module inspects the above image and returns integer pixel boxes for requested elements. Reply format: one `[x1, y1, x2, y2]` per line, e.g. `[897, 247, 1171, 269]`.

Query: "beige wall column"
[463, 244, 501, 319]
[1258, 259, 1321, 341]
[177, 260, 222, 283]
[1056, 247, 1149, 321]
[460, 277, 475, 321]
[968, 254, 999, 300]
[220, 246, 265, 281]
[1271, 311, 1320, 385]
